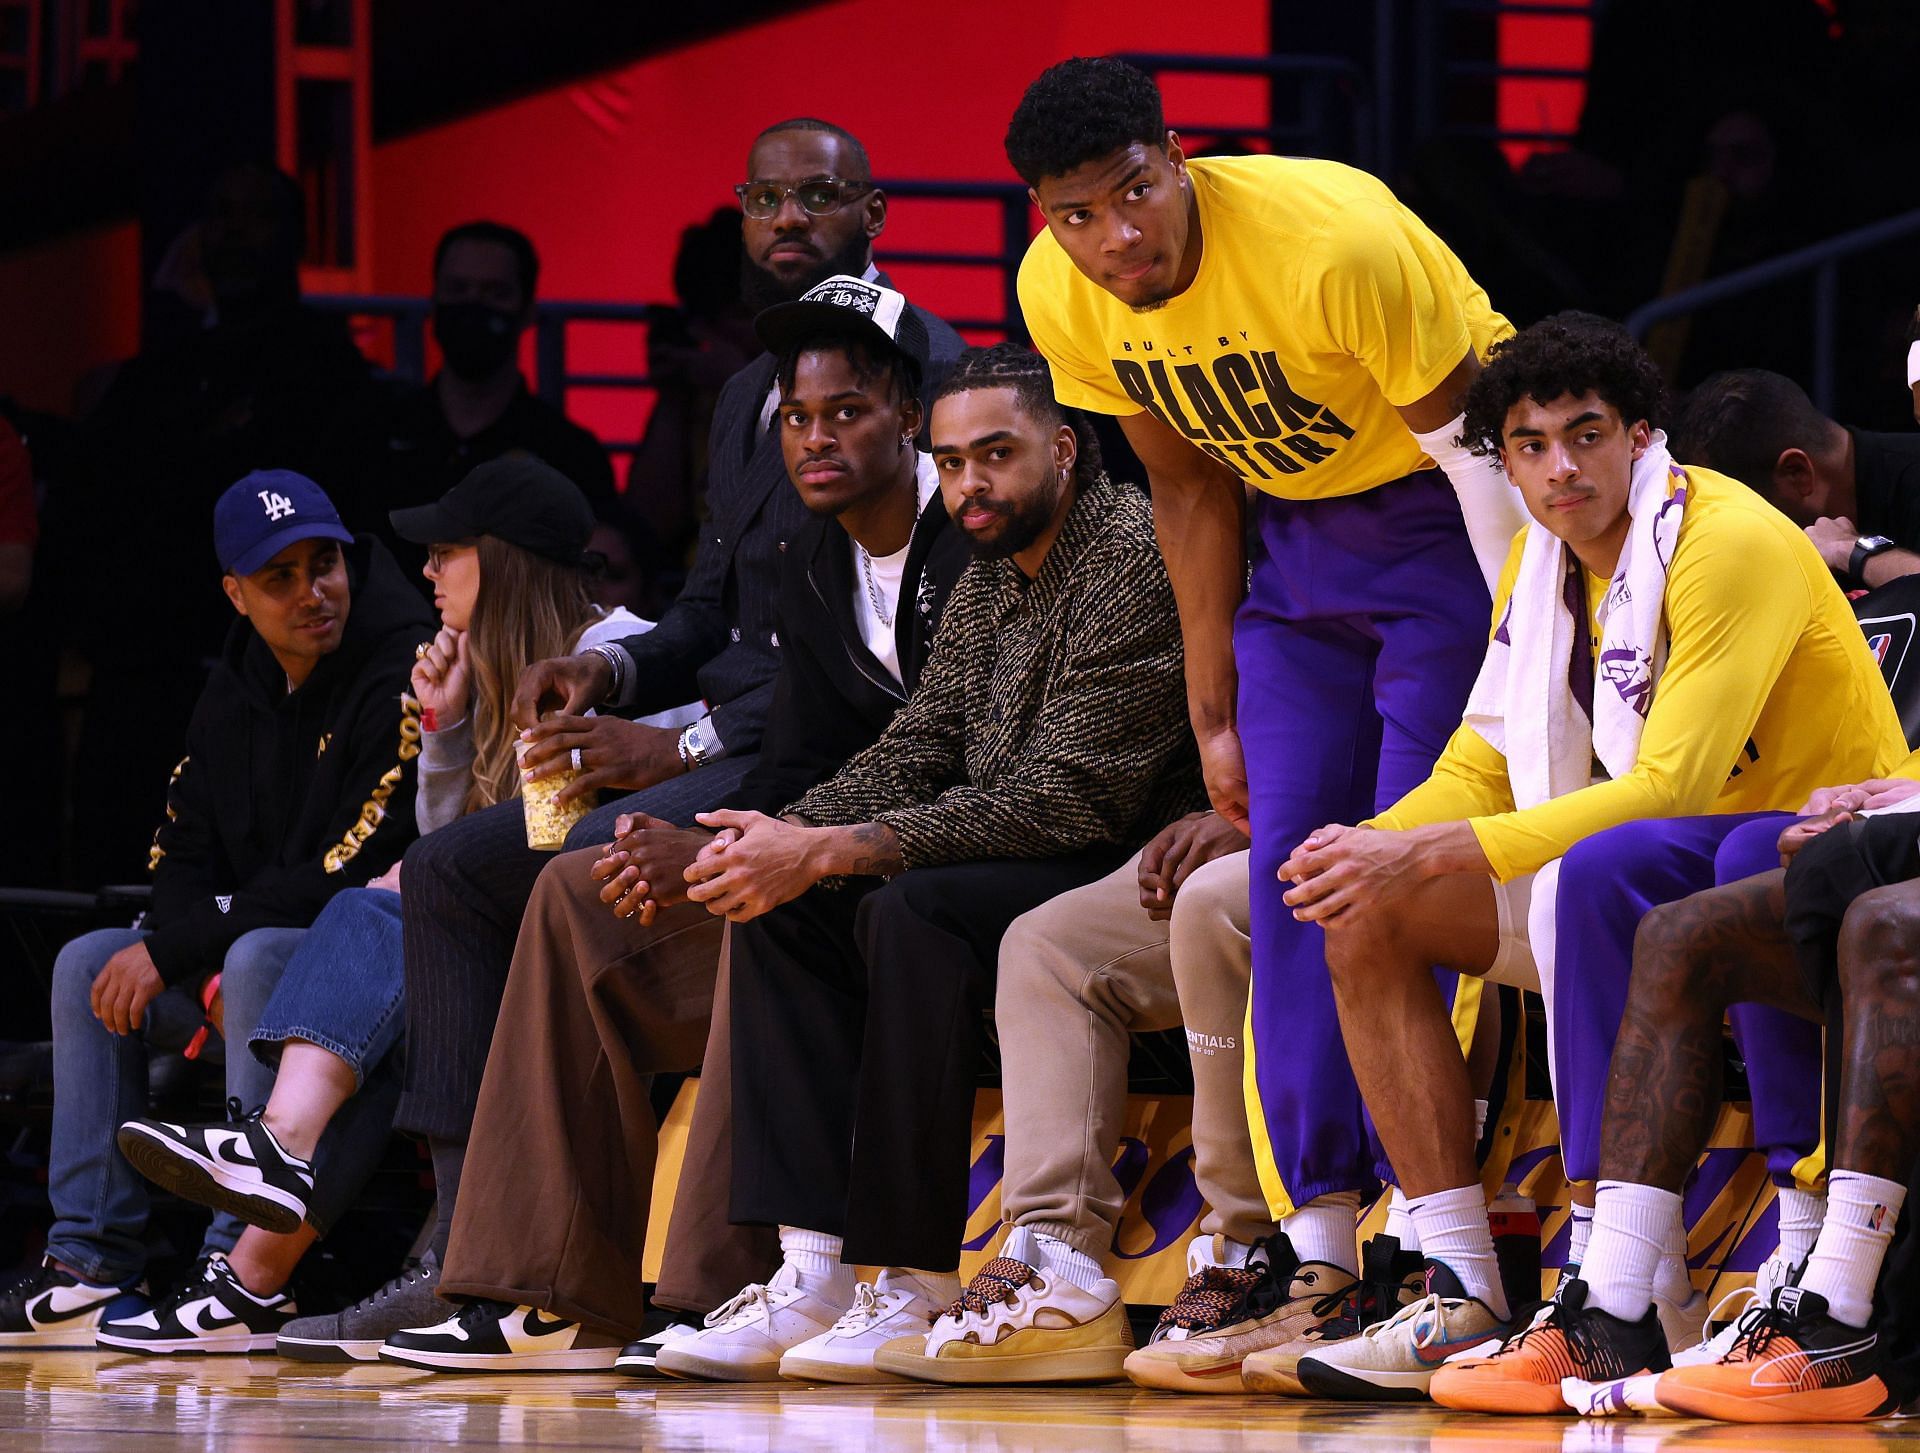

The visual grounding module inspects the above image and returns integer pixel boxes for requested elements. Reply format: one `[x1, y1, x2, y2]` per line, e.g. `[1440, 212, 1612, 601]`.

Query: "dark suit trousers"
[729, 852, 1121, 1272]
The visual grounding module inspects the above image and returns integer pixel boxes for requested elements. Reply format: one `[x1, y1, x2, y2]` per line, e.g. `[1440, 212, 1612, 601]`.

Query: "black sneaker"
[117, 1096, 313, 1234]
[0, 1260, 150, 1349]
[276, 1251, 443, 1363]
[380, 1298, 622, 1372]
[614, 1306, 702, 1378]
[1655, 1285, 1898, 1423]
[95, 1252, 296, 1354]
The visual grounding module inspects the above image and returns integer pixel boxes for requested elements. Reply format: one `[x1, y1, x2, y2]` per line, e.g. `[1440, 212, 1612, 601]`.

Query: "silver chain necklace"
[858, 545, 895, 628]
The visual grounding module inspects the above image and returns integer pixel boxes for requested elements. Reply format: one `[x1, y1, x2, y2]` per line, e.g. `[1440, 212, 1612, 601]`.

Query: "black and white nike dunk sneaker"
[614, 1307, 701, 1378]
[94, 1252, 296, 1354]
[277, 1251, 443, 1364]
[0, 1261, 149, 1349]
[117, 1097, 313, 1234]
[380, 1298, 622, 1372]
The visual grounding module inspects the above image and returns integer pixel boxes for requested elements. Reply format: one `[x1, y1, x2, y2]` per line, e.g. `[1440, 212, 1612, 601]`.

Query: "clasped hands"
[590, 809, 827, 927]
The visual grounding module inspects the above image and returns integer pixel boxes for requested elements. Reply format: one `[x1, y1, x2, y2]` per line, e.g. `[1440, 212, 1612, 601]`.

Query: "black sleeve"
[144, 698, 229, 939]
[722, 585, 855, 815]
[144, 679, 422, 987]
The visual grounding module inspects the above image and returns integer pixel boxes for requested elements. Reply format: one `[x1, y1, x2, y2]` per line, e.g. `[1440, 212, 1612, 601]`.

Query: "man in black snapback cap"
[388, 118, 967, 1300]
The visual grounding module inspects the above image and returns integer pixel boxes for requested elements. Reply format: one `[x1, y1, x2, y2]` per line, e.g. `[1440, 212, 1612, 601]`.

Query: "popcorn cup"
[516, 735, 593, 850]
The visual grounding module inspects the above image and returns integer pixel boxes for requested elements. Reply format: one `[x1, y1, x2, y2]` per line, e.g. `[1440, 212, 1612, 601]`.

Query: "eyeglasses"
[425, 542, 477, 571]
[734, 176, 873, 220]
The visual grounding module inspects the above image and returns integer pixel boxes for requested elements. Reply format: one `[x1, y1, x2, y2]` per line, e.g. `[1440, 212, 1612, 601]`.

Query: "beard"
[739, 230, 876, 312]
[958, 475, 1064, 561]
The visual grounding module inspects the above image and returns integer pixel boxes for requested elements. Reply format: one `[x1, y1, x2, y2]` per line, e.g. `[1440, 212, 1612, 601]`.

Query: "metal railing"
[1624, 207, 1920, 411]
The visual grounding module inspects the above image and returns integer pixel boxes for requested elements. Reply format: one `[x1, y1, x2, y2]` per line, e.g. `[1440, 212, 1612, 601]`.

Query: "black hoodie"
[144, 536, 432, 986]
[724, 488, 969, 817]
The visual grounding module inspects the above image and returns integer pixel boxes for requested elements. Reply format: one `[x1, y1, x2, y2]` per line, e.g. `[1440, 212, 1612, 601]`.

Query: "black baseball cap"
[389, 455, 595, 565]
[754, 274, 930, 387]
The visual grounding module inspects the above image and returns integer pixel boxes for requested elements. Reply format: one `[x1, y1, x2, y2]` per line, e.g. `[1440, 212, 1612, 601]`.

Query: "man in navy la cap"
[5, 470, 432, 1357]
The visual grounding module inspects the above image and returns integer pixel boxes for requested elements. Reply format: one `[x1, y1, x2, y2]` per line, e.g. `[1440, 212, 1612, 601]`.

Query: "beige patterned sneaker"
[1242, 1233, 1425, 1395]
[1124, 1233, 1354, 1394]
[872, 1254, 1132, 1385]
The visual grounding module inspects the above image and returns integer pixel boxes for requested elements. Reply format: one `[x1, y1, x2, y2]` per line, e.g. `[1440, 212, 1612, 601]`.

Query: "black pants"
[728, 851, 1122, 1272]
[395, 754, 757, 1142]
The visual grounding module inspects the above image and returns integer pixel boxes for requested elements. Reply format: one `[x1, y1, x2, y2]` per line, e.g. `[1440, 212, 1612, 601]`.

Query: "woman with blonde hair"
[109, 457, 695, 1358]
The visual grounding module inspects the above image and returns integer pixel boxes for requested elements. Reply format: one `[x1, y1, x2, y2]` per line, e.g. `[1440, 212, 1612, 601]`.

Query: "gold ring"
[415, 643, 431, 660]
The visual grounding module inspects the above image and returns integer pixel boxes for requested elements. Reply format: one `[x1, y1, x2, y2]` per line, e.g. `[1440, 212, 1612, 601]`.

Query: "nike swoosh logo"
[521, 1308, 573, 1338]
[176, 1298, 244, 1338]
[27, 1290, 110, 1326]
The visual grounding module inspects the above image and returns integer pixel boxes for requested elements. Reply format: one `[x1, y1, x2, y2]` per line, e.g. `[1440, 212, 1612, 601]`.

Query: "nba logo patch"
[1869, 633, 1894, 666]
[1872, 1204, 1890, 1231]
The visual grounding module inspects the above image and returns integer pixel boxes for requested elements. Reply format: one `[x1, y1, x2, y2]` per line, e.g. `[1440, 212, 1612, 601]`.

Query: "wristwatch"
[1849, 534, 1897, 584]
[677, 719, 714, 771]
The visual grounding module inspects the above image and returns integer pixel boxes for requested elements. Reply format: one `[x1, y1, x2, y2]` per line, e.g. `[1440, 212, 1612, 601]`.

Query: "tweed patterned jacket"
[787, 474, 1203, 868]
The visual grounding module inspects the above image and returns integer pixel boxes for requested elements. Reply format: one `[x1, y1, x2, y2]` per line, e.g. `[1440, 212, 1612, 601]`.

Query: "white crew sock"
[1774, 1185, 1827, 1267]
[1280, 1191, 1362, 1275]
[1566, 1202, 1594, 1270]
[1581, 1181, 1682, 1322]
[1408, 1185, 1508, 1320]
[1385, 1186, 1421, 1252]
[1800, 1170, 1906, 1329]
[778, 1226, 855, 1303]
[1654, 1209, 1693, 1307]
[877, 1267, 961, 1309]
[1186, 1233, 1255, 1271]
[1474, 1099, 1489, 1141]
[1004, 1225, 1104, 1293]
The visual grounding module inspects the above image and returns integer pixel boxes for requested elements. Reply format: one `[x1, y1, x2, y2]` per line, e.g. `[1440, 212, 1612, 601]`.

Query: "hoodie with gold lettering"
[144, 535, 430, 986]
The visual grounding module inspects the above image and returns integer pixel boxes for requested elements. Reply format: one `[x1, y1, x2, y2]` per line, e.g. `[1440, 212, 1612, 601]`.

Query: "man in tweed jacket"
[652, 345, 1202, 1384]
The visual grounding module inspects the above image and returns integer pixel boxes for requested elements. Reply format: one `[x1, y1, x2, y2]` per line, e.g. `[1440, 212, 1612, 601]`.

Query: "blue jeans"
[247, 887, 408, 1235]
[47, 925, 304, 1286]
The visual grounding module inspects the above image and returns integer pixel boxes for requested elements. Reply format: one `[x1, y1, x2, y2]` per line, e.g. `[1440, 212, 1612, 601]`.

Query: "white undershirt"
[853, 452, 939, 686]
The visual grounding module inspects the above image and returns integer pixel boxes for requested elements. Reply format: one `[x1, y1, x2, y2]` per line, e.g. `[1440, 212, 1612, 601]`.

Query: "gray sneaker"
[276, 1252, 442, 1363]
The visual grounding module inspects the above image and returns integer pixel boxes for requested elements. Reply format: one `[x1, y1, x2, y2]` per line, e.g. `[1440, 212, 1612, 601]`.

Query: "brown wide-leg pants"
[438, 845, 771, 1336]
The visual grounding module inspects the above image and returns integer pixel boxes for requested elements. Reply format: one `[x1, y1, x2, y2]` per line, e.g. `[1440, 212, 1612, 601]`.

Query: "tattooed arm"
[1833, 879, 1920, 1183]
[683, 810, 903, 923]
[1599, 869, 1819, 1189]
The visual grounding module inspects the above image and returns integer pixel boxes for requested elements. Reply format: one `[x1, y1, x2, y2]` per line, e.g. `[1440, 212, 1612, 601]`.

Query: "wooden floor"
[2, 1353, 1916, 1452]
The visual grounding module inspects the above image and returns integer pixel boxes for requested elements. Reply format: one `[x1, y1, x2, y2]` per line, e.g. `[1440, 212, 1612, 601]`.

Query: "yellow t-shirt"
[1018, 154, 1512, 500]
[1372, 466, 1909, 879]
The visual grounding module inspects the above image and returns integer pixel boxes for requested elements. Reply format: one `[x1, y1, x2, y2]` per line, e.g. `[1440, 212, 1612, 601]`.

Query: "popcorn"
[515, 736, 592, 850]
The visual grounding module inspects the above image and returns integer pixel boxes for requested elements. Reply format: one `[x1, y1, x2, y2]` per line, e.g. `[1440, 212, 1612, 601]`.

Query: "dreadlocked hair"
[931, 342, 1107, 482]
[1460, 311, 1668, 463]
[774, 327, 918, 409]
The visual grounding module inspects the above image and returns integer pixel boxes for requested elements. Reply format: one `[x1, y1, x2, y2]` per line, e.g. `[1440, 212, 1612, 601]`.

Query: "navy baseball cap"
[216, 470, 354, 575]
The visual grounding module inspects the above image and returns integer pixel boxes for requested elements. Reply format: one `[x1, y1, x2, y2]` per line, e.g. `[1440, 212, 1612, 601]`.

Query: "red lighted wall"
[0, 221, 141, 413]
[363, 0, 1272, 452]
[1496, 0, 1591, 168]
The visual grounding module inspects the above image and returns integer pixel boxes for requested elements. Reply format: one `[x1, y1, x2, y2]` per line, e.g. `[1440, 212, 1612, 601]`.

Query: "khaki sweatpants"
[996, 848, 1273, 1256]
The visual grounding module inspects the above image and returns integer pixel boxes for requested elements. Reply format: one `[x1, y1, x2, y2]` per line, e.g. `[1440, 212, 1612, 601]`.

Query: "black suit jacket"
[725, 493, 970, 816]
[607, 285, 963, 755]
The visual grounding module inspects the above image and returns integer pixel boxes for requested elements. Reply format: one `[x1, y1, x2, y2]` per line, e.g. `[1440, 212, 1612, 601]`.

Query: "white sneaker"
[780, 1275, 940, 1384]
[653, 1267, 846, 1383]
[1654, 1286, 1707, 1355]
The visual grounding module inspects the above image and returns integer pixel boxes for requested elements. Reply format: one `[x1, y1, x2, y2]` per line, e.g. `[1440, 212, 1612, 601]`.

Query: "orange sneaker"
[1430, 1279, 1669, 1415]
[1653, 1287, 1897, 1424]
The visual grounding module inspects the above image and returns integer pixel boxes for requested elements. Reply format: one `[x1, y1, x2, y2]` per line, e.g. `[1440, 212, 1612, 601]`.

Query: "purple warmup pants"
[1241, 470, 1492, 1214]
[1554, 812, 1826, 1189]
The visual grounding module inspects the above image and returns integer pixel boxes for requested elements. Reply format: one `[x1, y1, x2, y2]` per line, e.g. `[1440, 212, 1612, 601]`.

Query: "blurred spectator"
[1675, 368, 1920, 587]
[0, 418, 33, 615]
[584, 519, 649, 617]
[624, 207, 758, 595]
[348, 222, 618, 582]
[26, 161, 377, 887]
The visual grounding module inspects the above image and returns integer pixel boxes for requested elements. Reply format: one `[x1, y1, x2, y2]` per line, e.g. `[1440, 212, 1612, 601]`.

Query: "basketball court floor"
[4, 1352, 1915, 1453]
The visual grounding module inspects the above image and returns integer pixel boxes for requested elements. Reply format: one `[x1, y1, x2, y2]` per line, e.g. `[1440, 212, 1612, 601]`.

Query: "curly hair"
[931, 342, 1106, 480]
[1459, 311, 1668, 461]
[1004, 57, 1166, 187]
